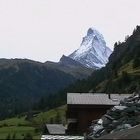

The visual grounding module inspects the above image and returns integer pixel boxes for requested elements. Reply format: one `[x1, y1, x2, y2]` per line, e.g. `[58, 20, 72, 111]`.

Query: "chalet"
[44, 124, 66, 135]
[66, 93, 130, 134]
[42, 124, 84, 140]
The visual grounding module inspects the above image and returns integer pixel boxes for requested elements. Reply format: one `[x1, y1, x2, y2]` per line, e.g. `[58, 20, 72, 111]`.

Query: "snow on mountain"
[69, 28, 112, 69]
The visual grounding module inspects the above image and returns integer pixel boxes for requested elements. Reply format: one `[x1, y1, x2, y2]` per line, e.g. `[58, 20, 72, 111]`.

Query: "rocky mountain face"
[87, 92, 140, 139]
[45, 55, 93, 79]
[45, 27, 111, 77]
[69, 28, 112, 69]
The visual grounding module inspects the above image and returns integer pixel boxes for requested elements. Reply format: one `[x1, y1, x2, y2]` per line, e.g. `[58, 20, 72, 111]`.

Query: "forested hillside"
[1, 26, 140, 120]
[0, 59, 76, 119]
[39, 26, 140, 110]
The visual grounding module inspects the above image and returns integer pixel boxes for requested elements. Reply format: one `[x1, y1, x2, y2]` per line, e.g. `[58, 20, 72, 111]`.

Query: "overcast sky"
[0, 0, 140, 62]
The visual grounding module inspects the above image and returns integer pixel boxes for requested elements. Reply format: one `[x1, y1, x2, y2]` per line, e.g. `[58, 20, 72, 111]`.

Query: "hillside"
[64, 26, 140, 94]
[96, 26, 140, 93]
[0, 27, 113, 120]
[0, 59, 76, 119]
[0, 105, 66, 139]
[45, 55, 93, 79]
[45, 26, 140, 111]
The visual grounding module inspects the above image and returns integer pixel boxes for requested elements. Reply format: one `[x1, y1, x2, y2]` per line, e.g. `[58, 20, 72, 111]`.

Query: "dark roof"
[46, 124, 66, 135]
[67, 93, 130, 105]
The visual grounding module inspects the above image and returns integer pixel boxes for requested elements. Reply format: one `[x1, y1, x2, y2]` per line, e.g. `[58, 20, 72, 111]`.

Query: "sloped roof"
[67, 93, 130, 105]
[41, 135, 84, 140]
[46, 124, 66, 135]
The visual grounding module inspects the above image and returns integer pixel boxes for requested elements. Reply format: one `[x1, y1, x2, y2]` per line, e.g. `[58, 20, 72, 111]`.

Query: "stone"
[86, 92, 140, 139]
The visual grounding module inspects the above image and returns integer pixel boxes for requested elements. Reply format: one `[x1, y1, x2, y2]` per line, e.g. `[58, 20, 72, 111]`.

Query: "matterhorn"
[69, 28, 112, 69]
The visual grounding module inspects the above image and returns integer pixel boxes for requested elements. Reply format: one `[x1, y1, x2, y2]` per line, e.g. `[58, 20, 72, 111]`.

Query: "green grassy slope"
[0, 105, 66, 139]
[95, 60, 140, 92]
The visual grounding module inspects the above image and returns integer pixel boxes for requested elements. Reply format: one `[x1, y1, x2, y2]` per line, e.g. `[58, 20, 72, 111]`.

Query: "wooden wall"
[67, 104, 113, 134]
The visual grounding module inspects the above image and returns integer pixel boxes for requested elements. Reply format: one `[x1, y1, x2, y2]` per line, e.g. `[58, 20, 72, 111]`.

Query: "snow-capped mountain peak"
[87, 28, 104, 41]
[69, 28, 112, 69]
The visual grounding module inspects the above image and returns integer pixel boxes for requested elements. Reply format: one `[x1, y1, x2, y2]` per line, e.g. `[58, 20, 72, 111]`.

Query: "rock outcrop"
[87, 92, 140, 139]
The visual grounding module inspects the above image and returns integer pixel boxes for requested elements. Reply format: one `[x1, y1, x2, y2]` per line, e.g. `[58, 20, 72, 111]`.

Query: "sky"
[0, 0, 140, 62]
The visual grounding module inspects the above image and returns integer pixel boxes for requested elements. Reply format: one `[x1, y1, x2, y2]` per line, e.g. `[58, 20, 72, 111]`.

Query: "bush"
[3, 123, 8, 127]
[6, 134, 11, 140]
[133, 57, 140, 68]
[12, 133, 16, 139]
[23, 133, 33, 140]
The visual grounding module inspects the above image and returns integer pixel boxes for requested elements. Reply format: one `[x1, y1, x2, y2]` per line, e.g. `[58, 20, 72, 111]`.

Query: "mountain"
[1, 26, 139, 120]
[0, 59, 76, 119]
[72, 26, 140, 93]
[0, 56, 93, 119]
[35, 26, 140, 113]
[51, 26, 140, 108]
[69, 28, 112, 69]
[45, 55, 93, 79]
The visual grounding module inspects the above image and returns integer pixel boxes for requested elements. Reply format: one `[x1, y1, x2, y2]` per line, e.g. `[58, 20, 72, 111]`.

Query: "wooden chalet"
[42, 124, 84, 140]
[44, 124, 66, 135]
[66, 93, 130, 134]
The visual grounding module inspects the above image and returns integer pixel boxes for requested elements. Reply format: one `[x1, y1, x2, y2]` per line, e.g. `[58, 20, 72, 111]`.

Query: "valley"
[0, 26, 139, 139]
[0, 106, 66, 139]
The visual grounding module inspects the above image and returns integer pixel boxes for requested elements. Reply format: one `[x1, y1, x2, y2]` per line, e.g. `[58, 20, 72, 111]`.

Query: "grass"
[0, 126, 35, 139]
[118, 61, 140, 76]
[33, 105, 67, 125]
[0, 105, 66, 139]
[0, 117, 29, 127]
[95, 61, 140, 92]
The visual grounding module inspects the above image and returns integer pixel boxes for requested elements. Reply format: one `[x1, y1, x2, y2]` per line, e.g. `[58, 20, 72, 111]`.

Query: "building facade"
[66, 93, 130, 134]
